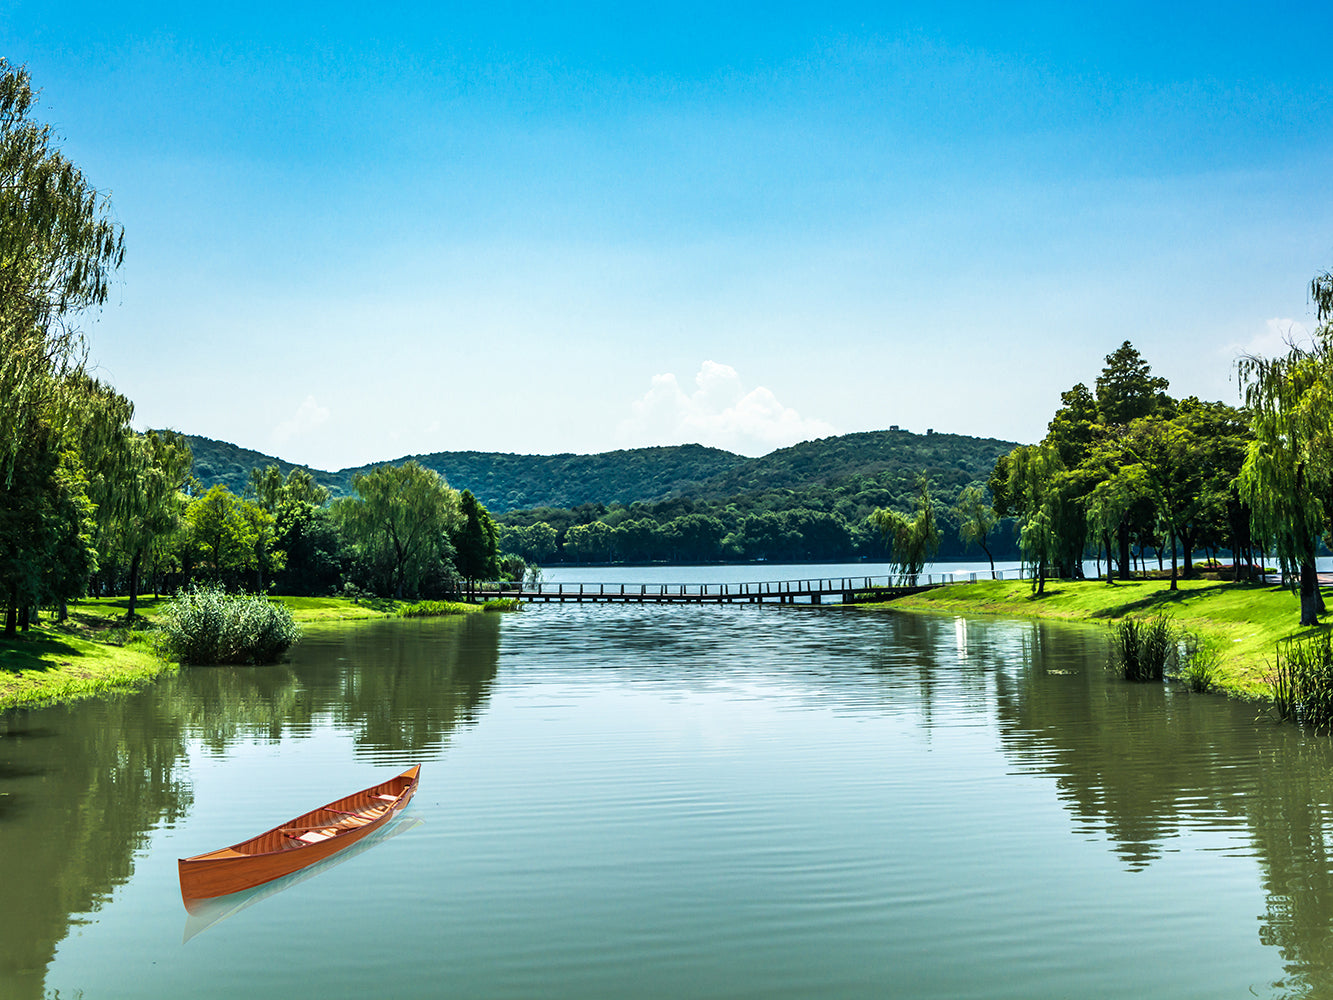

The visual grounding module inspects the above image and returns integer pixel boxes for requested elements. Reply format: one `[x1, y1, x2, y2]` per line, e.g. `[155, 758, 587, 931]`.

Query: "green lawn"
[0, 619, 175, 709]
[874, 577, 1312, 699]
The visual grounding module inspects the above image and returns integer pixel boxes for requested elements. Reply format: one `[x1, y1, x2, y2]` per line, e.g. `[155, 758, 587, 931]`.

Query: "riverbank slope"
[872, 578, 1308, 699]
[0, 595, 496, 710]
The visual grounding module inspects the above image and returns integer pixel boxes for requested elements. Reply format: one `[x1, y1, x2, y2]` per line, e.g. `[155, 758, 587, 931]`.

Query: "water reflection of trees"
[1247, 736, 1333, 998]
[970, 617, 1333, 998]
[0, 613, 500, 999]
[306, 616, 499, 754]
[168, 615, 500, 755]
[0, 695, 191, 1000]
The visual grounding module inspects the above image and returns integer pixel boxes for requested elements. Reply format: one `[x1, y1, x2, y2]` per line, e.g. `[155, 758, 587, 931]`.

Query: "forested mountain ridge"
[185, 435, 347, 496]
[693, 429, 1018, 498]
[184, 436, 748, 509]
[183, 429, 1019, 513]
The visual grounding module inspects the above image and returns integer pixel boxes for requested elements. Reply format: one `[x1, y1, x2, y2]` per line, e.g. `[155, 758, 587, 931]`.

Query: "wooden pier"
[468, 574, 973, 605]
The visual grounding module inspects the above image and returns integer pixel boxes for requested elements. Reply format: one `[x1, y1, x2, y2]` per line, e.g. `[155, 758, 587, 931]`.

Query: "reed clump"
[1109, 612, 1178, 682]
[1176, 633, 1222, 693]
[155, 585, 301, 665]
[1270, 631, 1333, 728]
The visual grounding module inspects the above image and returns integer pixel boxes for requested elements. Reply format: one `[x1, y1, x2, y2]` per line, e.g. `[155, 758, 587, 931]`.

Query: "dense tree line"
[496, 471, 1023, 568]
[989, 341, 1255, 596]
[82, 462, 501, 607]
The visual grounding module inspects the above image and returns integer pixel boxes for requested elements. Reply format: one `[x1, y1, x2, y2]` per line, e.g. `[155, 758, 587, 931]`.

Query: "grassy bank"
[872, 578, 1310, 699]
[0, 611, 175, 710]
[0, 594, 504, 711]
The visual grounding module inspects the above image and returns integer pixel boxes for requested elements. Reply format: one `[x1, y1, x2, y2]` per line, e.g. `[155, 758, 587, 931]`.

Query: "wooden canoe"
[178, 764, 420, 902]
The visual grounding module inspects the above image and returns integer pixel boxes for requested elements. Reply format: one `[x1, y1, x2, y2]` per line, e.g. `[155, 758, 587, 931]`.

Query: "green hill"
[183, 428, 1019, 514]
[185, 435, 346, 496]
[183, 436, 747, 510]
[688, 429, 1016, 501]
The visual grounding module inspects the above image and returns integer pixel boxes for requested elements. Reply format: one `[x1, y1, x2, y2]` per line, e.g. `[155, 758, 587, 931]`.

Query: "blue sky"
[5, 2, 1333, 468]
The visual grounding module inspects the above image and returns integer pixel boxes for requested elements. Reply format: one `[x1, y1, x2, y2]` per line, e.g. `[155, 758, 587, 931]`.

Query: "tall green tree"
[453, 489, 499, 587]
[185, 485, 269, 587]
[248, 465, 341, 595]
[0, 60, 125, 627]
[952, 484, 998, 579]
[107, 430, 192, 617]
[1120, 415, 1204, 591]
[996, 444, 1066, 594]
[0, 60, 124, 485]
[1095, 341, 1171, 426]
[335, 461, 460, 599]
[0, 424, 94, 633]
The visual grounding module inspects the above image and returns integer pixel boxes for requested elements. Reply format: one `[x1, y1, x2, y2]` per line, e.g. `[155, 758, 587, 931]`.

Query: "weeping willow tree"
[0, 60, 125, 481]
[869, 475, 940, 586]
[0, 60, 127, 631]
[1237, 271, 1333, 626]
[996, 444, 1067, 594]
[335, 462, 462, 599]
[952, 484, 998, 579]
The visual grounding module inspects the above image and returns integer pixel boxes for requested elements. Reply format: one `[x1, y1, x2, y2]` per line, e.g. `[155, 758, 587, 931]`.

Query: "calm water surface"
[5, 604, 1333, 998]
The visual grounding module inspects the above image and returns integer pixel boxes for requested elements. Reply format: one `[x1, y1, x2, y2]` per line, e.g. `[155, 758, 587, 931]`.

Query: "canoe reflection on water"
[182, 813, 424, 942]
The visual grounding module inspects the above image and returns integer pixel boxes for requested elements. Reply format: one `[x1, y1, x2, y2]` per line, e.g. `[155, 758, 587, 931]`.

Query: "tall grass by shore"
[1110, 612, 1177, 682]
[1271, 631, 1333, 728]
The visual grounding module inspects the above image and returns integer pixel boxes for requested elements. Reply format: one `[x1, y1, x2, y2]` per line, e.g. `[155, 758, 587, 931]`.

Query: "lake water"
[5, 602, 1333, 998]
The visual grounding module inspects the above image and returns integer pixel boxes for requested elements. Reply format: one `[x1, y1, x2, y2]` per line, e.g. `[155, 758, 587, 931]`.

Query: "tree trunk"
[1118, 523, 1132, 580]
[5, 585, 16, 636]
[1300, 559, 1322, 626]
[1104, 531, 1115, 583]
[1169, 529, 1179, 591]
[126, 549, 142, 620]
[1180, 527, 1194, 578]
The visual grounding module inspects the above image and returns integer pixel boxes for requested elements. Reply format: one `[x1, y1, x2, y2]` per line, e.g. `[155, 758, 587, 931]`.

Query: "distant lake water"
[538, 560, 1018, 586]
[6, 603, 1332, 998]
[540, 556, 1333, 587]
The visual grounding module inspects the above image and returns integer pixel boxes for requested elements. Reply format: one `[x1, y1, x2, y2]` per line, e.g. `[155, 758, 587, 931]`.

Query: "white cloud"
[1227, 317, 1315, 359]
[271, 395, 331, 445]
[618, 361, 838, 456]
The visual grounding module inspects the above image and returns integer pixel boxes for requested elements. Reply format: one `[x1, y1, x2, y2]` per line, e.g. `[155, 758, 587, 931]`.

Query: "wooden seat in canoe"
[290, 830, 335, 845]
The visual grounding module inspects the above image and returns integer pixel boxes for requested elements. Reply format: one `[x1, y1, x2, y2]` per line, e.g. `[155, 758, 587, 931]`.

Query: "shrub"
[156, 585, 301, 665]
[1270, 631, 1333, 728]
[1110, 612, 1177, 682]
[482, 598, 522, 612]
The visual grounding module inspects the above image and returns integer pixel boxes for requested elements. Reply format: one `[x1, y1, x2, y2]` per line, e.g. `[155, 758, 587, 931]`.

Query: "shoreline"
[3, 580, 1310, 710]
[0, 595, 495, 712]
[866, 577, 1312, 700]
